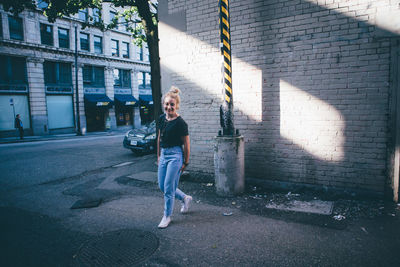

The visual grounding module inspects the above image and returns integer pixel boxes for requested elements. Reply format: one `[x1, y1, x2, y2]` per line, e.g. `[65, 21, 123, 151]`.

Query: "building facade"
[159, 0, 400, 200]
[0, 3, 153, 137]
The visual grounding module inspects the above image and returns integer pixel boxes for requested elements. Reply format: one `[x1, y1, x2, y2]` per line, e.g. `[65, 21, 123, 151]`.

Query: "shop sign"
[126, 101, 136, 106]
[96, 102, 110, 106]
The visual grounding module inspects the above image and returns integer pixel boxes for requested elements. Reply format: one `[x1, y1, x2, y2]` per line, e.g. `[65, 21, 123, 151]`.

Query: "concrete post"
[214, 135, 245, 196]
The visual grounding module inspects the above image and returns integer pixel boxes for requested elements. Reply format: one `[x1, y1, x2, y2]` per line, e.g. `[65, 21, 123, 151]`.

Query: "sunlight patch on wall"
[307, 0, 400, 35]
[159, 22, 262, 122]
[280, 80, 345, 161]
[232, 62, 262, 122]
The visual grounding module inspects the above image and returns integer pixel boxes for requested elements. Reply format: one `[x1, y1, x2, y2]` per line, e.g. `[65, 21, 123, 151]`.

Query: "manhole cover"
[74, 229, 159, 266]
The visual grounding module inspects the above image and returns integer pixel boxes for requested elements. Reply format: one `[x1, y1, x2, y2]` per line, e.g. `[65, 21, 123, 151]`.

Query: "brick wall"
[160, 0, 400, 194]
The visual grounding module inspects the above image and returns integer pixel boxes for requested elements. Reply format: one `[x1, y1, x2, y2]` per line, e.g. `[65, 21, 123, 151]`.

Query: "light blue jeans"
[158, 146, 187, 217]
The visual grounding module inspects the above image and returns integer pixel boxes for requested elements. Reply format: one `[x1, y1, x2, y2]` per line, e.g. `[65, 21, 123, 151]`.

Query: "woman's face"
[164, 96, 178, 117]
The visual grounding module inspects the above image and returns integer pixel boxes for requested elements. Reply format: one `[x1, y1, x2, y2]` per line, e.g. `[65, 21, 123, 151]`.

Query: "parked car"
[123, 121, 156, 154]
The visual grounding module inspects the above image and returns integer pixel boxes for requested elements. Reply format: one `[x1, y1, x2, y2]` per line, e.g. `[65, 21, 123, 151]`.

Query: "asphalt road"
[0, 135, 399, 267]
[0, 135, 131, 189]
[0, 135, 155, 266]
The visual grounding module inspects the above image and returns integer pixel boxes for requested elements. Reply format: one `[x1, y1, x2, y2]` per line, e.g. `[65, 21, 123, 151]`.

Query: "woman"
[157, 86, 192, 229]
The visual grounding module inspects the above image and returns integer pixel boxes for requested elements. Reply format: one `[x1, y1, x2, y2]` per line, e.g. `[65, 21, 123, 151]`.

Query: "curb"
[0, 131, 126, 145]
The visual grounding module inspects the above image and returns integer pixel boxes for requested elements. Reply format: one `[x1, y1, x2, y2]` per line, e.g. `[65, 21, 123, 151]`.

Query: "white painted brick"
[159, 0, 396, 193]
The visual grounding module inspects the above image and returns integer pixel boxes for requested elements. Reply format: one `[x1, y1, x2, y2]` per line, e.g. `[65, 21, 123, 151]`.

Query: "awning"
[84, 94, 113, 108]
[139, 95, 153, 105]
[114, 94, 138, 106]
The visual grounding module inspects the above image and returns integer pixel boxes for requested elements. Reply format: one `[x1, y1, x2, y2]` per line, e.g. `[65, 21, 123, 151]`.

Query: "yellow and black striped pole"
[219, 0, 235, 136]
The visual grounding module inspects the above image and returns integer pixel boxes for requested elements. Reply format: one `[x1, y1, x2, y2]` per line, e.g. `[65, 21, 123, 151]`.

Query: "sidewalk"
[60, 155, 400, 266]
[0, 129, 127, 144]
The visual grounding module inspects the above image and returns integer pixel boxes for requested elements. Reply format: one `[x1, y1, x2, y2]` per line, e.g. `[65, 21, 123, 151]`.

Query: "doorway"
[85, 108, 106, 132]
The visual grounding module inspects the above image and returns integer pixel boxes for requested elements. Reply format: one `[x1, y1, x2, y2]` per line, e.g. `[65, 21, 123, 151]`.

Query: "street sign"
[10, 98, 14, 106]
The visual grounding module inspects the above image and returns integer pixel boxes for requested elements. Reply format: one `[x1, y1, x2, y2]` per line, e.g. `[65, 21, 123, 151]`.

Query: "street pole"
[219, 0, 234, 136]
[75, 25, 82, 135]
[10, 98, 16, 120]
[214, 0, 244, 196]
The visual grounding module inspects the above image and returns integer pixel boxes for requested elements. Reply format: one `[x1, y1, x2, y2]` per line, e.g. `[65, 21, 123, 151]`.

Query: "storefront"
[44, 61, 75, 133]
[139, 94, 153, 124]
[114, 94, 138, 127]
[0, 55, 30, 137]
[46, 94, 74, 132]
[84, 94, 113, 132]
[0, 94, 30, 134]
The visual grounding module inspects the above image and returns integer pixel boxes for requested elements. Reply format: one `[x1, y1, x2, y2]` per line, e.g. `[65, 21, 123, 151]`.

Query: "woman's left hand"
[180, 163, 187, 172]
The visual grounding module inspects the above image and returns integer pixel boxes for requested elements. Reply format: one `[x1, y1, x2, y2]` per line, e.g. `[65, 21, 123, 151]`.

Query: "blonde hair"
[163, 86, 181, 109]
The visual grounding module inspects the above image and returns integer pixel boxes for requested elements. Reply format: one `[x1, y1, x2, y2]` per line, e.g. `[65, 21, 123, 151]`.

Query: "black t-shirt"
[158, 114, 189, 148]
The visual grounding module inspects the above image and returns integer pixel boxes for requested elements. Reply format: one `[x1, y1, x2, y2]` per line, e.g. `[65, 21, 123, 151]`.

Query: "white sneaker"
[180, 195, 193, 213]
[158, 216, 171, 228]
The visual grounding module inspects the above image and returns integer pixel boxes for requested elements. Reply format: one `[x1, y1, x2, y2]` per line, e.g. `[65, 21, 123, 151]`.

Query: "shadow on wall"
[159, 0, 400, 196]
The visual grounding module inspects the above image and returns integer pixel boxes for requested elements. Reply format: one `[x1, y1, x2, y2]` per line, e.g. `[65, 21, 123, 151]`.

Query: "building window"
[121, 16, 129, 32]
[83, 65, 104, 87]
[111, 39, 119, 57]
[122, 42, 129, 58]
[94, 35, 102, 54]
[44, 61, 72, 85]
[0, 14, 3, 38]
[113, 69, 131, 88]
[143, 44, 150, 61]
[135, 46, 143, 61]
[58, 28, 69, 49]
[137, 72, 151, 90]
[0, 56, 27, 91]
[8, 16, 23, 41]
[136, 45, 149, 61]
[79, 8, 88, 21]
[40, 23, 53, 46]
[80, 33, 90, 51]
[37, 0, 48, 9]
[145, 72, 151, 87]
[43, 61, 72, 93]
[93, 8, 101, 23]
[137, 72, 145, 88]
[0, 56, 26, 84]
[109, 11, 117, 28]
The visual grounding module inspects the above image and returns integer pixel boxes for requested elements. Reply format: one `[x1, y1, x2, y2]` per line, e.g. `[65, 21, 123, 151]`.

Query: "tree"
[0, 0, 162, 126]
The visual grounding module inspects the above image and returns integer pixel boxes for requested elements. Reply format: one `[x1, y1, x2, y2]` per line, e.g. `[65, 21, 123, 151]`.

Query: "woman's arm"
[181, 135, 190, 171]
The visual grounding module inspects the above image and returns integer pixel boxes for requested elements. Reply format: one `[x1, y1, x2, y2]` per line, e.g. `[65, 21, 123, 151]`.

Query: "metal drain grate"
[74, 229, 159, 266]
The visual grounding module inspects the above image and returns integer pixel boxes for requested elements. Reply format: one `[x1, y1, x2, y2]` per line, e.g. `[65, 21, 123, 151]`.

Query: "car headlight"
[145, 133, 156, 140]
